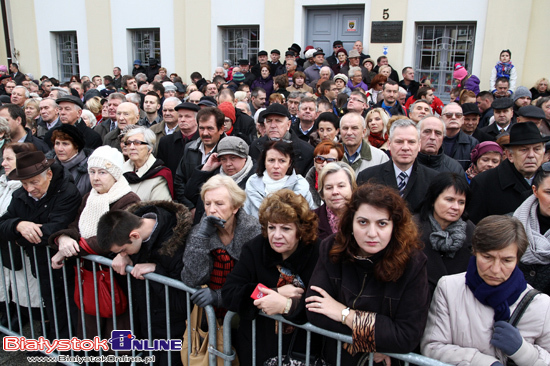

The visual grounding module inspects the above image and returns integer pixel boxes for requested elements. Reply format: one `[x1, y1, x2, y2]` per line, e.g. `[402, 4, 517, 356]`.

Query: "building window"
[56, 32, 79, 83]
[415, 23, 476, 102]
[222, 27, 260, 66]
[131, 29, 161, 68]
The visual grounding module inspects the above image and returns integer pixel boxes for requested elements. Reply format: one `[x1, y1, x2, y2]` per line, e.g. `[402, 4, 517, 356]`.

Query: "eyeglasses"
[270, 137, 292, 144]
[378, 83, 384, 86]
[348, 97, 365, 103]
[125, 140, 147, 146]
[443, 112, 463, 118]
[315, 156, 338, 164]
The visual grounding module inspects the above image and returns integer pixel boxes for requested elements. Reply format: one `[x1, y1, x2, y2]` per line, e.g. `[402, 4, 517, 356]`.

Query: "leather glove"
[190, 288, 218, 308]
[490, 362, 504, 366]
[195, 216, 226, 238]
[490, 320, 523, 356]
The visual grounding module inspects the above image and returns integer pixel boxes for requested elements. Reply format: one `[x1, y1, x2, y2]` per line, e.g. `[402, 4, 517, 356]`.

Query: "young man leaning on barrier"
[97, 200, 192, 366]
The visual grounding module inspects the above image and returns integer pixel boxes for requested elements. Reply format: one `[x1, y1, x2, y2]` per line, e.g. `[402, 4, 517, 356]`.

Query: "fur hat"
[87, 146, 124, 181]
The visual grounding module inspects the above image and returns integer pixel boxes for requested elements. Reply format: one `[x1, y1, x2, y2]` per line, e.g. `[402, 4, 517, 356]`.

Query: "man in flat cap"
[0, 151, 81, 340]
[468, 122, 549, 223]
[44, 95, 102, 149]
[517, 105, 549, 136]
[481, 97, 515, 139]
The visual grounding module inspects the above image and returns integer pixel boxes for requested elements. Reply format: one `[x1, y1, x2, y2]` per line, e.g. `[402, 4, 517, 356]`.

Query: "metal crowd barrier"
[0, 241, 219, 366]
[222, 311, 452, 366]
[0, 241, 451, 366]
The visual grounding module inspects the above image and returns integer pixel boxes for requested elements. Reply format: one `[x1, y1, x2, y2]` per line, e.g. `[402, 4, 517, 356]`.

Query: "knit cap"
[513, 86, 532, 102]
[453, 64, 468, 80]
[218, 102, 236, 123]
[232, 72, 245, 83]
[87, 146, 124, 181]
[334, 74, 349, 84]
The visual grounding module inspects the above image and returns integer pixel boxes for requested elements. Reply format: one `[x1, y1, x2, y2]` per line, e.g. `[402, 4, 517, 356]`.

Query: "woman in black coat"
[305, 183, 429, 366]
[416, 172, 474, 296]
[222, 189, 320, 366]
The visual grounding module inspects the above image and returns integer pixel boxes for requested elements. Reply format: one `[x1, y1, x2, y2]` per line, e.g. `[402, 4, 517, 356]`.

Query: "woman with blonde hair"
[366, 108, 390, 150]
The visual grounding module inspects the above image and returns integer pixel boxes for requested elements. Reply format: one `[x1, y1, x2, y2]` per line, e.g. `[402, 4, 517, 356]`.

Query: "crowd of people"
[0, 40, 550, 366]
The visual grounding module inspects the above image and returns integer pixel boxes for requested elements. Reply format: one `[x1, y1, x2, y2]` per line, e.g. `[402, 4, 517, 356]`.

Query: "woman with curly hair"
[305, 183, 430, 365]
[223, 189, 320, 366]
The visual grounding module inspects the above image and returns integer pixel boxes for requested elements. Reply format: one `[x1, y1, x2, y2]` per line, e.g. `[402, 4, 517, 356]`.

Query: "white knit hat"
[87, 146, 124, 181]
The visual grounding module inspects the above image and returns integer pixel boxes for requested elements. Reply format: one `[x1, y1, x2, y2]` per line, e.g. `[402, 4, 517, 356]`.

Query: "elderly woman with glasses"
[305, 141, 344, 207]
[347, 66, 368, 92]
[514, 162, 550, 295]
[121, 126, 173, 201]
[244, 139, 316, 217]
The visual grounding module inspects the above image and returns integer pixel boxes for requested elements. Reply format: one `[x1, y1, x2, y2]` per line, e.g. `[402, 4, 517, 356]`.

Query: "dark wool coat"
[157, 129, 200, 178]
[417, 149, 465, 175]
[356, 160, 439, 213]
[222, 234, 320, 366]
[416, 216, 474, 296]
[467, 159, 532, 224]
[305, 236, 429, 365]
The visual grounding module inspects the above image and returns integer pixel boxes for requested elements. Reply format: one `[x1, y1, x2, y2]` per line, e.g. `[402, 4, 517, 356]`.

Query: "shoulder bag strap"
[508, 289, 541, 326]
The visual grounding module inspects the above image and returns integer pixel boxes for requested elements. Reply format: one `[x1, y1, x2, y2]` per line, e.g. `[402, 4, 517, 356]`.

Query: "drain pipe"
[1, 0, 11, 63]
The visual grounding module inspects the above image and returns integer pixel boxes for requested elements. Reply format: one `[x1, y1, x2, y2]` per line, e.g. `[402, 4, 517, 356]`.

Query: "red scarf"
[368, 132, 388, 149]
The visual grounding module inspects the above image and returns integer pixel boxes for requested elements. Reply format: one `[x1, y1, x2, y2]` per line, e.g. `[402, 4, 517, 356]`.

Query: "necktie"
[110, 121, 116, 131]
[397, 172, 408, 196]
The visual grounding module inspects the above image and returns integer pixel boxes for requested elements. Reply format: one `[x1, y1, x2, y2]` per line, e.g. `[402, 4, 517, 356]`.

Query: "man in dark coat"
[357, 119, 438, 213]
[249, 104, 314, 175]
[372, 80, 407, 117]
[0, 104, 49, 153]
[417, 116, 464, 174]
[146, 58, 161, 83]
[468, 122, 549, 224]
[460, 103, 495, 143]
[441, 103, 479, 170]
[480, 97, 515, 139]
[174, 107, 225, 208]
[157, 102, 200, 177]
[98, 201, 192, 366]
[477, 91, 494, 129]
[44, 96, 102, 149]
[0, 151, 81, 340]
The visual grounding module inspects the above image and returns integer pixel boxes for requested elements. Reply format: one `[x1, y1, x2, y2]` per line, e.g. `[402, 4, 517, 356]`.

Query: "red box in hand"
[250, 283, 268, 299]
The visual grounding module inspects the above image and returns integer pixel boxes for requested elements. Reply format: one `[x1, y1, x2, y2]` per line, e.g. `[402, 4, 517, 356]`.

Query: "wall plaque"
[371, 21, 403, 43]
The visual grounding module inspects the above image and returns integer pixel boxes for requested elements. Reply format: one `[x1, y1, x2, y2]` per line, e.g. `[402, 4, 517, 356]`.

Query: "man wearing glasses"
[346, 90, 368, 116]
[441, 102, 479, 170]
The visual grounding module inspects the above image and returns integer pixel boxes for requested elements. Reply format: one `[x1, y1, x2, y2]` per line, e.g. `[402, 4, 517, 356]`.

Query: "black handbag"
[263, 329, 329, 366]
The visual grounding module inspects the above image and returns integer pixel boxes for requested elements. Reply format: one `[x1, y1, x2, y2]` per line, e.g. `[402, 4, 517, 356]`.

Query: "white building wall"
[34, 0, 91, 79]
[110, 0, 175, 75]
[210, 0, 265, 70]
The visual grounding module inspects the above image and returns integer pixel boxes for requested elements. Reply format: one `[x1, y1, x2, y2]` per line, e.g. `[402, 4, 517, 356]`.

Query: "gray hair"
[417, 115, 446, 136]
[125, 93, 141, 104]
[348, 66, 362, 78]
[163, 97, 181, 107]
[135, 73, 147, 83]
[317, 161, 357, 198]
[81, 109, 97, 127]
[50, 87, 69, 98]
[287, 91, 303, 100]
[14, 86, 30, 98]
[398, 86, 407, 95]
[389, 118, 420, 140]
[200, 175, 246, 209]
[442, 102, 462, 115]
[125, 126, 156, 152]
